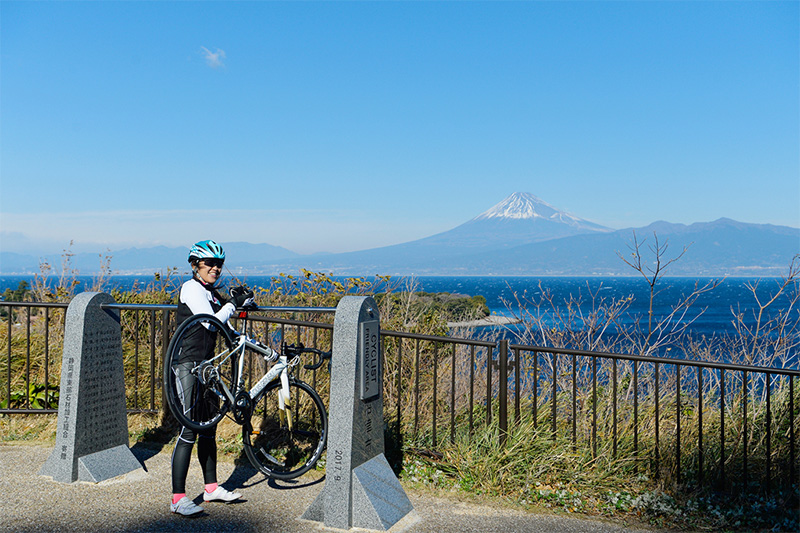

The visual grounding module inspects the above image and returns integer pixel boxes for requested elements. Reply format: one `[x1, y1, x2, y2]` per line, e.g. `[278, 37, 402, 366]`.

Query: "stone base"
[352, 454, 414, 530]
[41, 444, 142, 484]
[303, 454, 413, 531]
[77, 445, 143, 483]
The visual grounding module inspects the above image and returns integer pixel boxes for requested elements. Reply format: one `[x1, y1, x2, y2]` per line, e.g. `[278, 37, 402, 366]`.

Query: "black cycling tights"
[170, 363, 218, 494]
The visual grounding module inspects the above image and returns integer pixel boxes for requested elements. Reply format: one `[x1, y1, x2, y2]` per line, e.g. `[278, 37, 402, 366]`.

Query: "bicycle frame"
[198, 334, 297, 421]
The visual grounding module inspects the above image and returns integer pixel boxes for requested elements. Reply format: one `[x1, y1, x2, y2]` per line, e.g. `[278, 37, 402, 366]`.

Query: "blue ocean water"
[1, 274, 797, 342]
[412, 276, 762, 338]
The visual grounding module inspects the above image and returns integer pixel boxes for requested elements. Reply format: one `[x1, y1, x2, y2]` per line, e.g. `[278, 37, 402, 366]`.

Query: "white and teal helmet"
[188, 239, 226, 263]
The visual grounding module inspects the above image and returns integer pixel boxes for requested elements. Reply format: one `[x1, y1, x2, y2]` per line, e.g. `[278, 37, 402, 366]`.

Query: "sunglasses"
[201, 259, 224, 269]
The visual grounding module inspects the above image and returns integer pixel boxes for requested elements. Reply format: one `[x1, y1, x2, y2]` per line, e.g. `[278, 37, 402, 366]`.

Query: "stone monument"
[302, 296, 414, 530]
[40, 292, 143, 483]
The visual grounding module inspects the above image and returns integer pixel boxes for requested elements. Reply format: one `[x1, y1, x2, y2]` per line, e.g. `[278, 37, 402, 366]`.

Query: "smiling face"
[196, 258, 223, 285]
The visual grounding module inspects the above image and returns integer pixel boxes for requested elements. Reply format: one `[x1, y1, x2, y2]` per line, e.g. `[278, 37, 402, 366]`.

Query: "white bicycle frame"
[202, 333, 297, 427]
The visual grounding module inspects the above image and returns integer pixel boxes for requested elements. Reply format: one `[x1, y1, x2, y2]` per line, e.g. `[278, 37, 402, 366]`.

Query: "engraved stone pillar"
[40, 292, 142, 483]
[302, 296, 414, 530]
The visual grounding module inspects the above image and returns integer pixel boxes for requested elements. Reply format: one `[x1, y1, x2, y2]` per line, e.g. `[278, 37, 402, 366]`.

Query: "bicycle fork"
[278, 368, 293, 431]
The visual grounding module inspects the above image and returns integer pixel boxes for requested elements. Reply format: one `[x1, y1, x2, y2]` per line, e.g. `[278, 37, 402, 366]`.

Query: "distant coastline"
[447, 315, 521, 328]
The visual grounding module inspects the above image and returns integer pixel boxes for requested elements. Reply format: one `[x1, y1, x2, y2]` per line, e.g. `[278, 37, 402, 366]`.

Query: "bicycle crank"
[233, 391, 252, 424]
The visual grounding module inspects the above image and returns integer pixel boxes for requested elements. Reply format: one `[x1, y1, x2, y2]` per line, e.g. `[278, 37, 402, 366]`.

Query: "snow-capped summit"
[475, 192, 568, 221]
[473, 192, 607, 231]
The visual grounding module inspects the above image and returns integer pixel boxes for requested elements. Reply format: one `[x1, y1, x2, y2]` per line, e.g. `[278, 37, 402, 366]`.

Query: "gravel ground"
[1, 443, 664, 533]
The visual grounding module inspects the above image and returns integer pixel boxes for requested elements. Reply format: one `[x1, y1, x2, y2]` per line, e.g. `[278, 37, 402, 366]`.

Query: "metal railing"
[502, 343, 798, 492]
[1, 301, 176, 413]
[2, 302, 68, 413]
[1, 300, 797, 493]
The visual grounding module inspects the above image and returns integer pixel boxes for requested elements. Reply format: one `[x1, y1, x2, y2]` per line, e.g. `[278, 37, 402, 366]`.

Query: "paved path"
[1, 443, 662, 533]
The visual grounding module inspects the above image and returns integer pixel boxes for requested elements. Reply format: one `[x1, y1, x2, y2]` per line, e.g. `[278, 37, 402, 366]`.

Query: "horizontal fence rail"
[1, 300, 797, 495]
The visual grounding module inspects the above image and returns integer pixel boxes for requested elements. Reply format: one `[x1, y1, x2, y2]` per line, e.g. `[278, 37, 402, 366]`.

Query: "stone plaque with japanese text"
[40, 292, 142, 483]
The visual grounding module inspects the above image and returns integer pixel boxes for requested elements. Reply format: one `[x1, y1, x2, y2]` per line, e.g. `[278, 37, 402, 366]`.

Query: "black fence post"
[499, 339, 508, 445]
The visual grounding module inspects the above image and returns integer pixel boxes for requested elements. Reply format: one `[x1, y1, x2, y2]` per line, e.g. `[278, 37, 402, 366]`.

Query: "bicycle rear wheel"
[243, 377, 327, 480]
[163, 313, 236, 432]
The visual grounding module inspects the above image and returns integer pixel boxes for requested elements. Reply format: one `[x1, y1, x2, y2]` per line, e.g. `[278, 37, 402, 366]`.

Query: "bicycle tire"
[163, 313, 236, 432]
[243, 377, 328, 480]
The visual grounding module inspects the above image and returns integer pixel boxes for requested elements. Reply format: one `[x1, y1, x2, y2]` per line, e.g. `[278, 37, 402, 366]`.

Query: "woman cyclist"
[169, 239, 254, 516]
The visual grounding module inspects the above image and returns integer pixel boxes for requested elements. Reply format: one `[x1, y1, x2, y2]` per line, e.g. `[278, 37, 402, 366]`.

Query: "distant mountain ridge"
[1, 193, 797, 276]
[458, 217, 800, 276]
[0, 242, 298, 276]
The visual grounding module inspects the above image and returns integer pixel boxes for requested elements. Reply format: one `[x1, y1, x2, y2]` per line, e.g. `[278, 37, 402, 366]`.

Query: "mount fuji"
[294, 192, 612, 274]
[445, 192, 610, 249]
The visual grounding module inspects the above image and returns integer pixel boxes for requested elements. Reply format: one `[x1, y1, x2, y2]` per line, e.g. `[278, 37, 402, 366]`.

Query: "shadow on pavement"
[226, 452, 325, 491]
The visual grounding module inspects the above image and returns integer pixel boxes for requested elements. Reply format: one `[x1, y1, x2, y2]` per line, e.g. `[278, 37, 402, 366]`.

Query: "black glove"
[228, 285, 255, 308]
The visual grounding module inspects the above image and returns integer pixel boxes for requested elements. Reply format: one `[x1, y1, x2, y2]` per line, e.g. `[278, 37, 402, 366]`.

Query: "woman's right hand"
[228, 285, 255, 308]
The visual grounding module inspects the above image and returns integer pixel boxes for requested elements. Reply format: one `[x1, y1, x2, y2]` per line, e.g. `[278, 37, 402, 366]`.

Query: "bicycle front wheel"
[243, 378, 327, 480]
[163, 313, 236, 432]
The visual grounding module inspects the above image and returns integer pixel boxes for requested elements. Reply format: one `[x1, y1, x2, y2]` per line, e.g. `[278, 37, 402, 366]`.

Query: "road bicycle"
[163, 309, 330, 480]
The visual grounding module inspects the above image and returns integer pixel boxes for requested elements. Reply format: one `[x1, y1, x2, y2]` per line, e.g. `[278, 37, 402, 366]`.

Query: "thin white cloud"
[200, 46, 226, 68]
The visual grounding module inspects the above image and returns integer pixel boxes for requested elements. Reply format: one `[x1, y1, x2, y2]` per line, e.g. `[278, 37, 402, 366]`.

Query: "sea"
[2, 274, 797, 345]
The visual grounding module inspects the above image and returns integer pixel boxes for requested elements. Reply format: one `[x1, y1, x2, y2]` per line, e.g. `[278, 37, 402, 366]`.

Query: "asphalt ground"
[1, 443, 665, 533]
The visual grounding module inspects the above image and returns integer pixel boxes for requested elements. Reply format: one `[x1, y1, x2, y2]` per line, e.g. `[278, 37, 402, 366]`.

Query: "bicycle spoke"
[243, 378, 327, 480]
[163, 314, 235, 432]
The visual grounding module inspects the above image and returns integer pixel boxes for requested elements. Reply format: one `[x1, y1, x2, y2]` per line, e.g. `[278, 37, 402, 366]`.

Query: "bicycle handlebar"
[235, 303, 337, 315]
[282, 342, 332, 371]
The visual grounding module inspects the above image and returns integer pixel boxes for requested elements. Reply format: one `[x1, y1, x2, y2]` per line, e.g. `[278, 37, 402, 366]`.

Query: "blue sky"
[1, 1, 798, 255]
